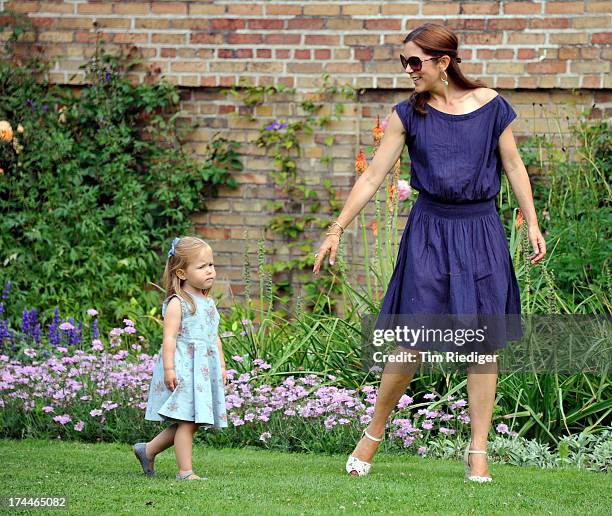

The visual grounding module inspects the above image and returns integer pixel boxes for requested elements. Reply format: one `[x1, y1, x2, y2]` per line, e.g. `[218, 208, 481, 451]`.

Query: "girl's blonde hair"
[162, 236, 213, 315]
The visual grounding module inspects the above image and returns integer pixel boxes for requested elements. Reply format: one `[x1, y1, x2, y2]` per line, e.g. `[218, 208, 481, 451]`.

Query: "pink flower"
[124, 326, 137, 334]
[496, 423, 509, 434]
[87, 309, 98, 316]
[53, 414, 71, 425]
[232, 355, 244, 362]
[74, 421, 85, 432]
[417, 446, 427, 456]
[397, 394, 413, 409]
[259, 431, 271, 442]
[59, 322, 75, 331]
[397, 179, 412, 201]
[422, 421, 433, 430]
[91, 339, 104, 351]
[89, 409, 103, 417]
[123, 318, 135, 327]
[42, 406, 54, 413]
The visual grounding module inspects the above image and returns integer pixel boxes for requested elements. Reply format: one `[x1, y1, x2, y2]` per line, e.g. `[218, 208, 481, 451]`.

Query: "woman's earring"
[441, 70, 449, 87]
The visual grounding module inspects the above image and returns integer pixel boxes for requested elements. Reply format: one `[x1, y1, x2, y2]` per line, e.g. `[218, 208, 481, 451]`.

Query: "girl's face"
[178, 246, 216, 291]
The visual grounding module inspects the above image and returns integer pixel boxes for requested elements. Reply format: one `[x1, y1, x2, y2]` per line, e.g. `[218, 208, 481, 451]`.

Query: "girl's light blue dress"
[145, 293, 228, 428]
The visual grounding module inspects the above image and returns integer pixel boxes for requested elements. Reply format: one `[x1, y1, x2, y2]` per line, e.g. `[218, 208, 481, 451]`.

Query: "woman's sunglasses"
[400, 54, 462, 71]
[400, 54, 440, 72]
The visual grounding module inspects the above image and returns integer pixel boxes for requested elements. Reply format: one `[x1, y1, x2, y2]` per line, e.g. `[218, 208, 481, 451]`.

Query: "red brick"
[592, 32, 612, 44]
[365, 19, 402, 30]
[275, 49, 290, 59]
[227, 4, 262, 15]
[151, 2, 187, 15]
[266, 4, 302, 15]
[529, 18, 571, 29]
[355, 47, 374, 60]
[314, 49, 330, 60]
[211, 19, 246, 30]
[517, 48, 536, 59]
[40, 2, 73, 14]
[115, 3, 149, 15]
[487, 18, 528, 30]
[446, 18, 485, 30]
[248, 19, 284, 30]
[463, 32, 503, 45]
[304, 34, 340, 45]
[287, 18, 325, 30]
[191, 33, 225, 44]
[161, 48, 176, 58]
[256, 48, 272, 58]
[228, 33, 263, 44]
[295, 49, 311, 59]
[113, 33, 148, 44]
[77, 3, 113, 14]
[461, 2, 500, 14]
[504, 2, 541, 14]
[266, 34, 301, 45]
[235, 48, 252, 58]
[526, 60, 567, 74]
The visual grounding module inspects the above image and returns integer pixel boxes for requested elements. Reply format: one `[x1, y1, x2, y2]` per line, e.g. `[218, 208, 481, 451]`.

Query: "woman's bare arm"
[498, 126, 546, 263]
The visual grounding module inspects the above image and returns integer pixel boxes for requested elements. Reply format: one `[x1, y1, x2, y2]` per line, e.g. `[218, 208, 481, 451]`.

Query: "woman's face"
[402, 41, 442, 92]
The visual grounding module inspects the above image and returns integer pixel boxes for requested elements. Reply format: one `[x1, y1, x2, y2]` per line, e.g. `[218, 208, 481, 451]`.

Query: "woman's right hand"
[313, 234, 341, 275]
[164, 369, 179, 391]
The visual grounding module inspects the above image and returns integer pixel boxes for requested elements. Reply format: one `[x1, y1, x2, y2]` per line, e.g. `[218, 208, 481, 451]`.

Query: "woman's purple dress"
[374, 93, 523, 353]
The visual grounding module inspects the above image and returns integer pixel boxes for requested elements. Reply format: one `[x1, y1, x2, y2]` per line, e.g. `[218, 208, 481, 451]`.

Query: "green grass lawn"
[0, 439, 609, 515]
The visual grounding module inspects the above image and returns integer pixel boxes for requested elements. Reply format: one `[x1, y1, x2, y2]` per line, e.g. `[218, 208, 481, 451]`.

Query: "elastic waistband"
[416, 191, 497, 218]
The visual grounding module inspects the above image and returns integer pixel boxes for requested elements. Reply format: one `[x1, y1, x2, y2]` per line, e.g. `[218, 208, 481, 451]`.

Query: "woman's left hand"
[221, 366, 227, 386]
[527, 225, 546, 264]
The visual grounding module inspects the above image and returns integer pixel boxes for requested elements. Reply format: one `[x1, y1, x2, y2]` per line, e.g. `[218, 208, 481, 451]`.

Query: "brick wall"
[2, 1, 610, 307]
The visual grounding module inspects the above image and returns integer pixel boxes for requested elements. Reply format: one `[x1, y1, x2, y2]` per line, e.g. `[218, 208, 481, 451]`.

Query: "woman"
[312, 23, 546, 482]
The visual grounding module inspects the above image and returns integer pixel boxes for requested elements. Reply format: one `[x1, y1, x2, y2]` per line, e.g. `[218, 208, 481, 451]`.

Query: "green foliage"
[224, 74, 365, 315]
[500, 110, 611, 314]
[0, 21, 242, 335]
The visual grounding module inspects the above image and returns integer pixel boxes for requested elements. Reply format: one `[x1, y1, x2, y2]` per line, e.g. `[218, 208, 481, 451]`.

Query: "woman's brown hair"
[403, 23, 488, 116]
[161, 236, 213, 315]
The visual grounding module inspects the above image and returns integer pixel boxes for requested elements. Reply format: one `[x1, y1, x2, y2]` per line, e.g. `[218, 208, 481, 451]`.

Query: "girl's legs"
[349, 348, 421, 468]
[466, 358, 498, 477]
[174, 421, 200, 475]
[145, 422, 179, 462]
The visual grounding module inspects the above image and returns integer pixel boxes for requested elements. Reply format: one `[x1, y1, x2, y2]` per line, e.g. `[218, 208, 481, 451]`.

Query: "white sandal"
[463, 445, 493, 483]
[345, 428, 385, 477]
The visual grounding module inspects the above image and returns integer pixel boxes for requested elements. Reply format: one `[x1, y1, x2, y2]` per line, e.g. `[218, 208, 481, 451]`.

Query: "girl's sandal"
[175, 470, 208, 481]
[133, 442, 156, 477]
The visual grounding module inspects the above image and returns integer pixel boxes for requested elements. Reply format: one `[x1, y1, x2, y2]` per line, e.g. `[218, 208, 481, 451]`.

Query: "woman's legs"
[349, 348, 421, 470]
[145, 422, 178, 463]
[466, 357, 498, 477]
[174, 421, 200, 475]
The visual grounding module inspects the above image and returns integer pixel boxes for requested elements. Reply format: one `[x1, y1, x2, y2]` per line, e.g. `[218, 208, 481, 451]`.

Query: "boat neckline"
[425, 94, 500, 120]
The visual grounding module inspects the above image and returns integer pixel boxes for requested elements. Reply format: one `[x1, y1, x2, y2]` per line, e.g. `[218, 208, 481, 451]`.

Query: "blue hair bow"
[167, 237, 180, 258]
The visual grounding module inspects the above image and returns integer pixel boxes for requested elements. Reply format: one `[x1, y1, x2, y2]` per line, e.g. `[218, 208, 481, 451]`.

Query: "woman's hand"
[313, 233, 341, 275]
[164, 369, 179, 391]
[527, 225, 546, 264]
[221, 366, 227, 386]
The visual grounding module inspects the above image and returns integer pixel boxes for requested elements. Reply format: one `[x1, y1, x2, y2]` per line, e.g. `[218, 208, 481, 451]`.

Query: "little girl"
[133, 236, 228, 481]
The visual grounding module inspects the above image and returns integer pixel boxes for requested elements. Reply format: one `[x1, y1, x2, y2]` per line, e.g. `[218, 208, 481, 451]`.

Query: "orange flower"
[387, 181, 395, 201]
[515, 208, 524, 229]
[373, 115, 383, 146]
[0, 121, 13, 142]
[368, 219, 378, 236]
[355, 149, 367, 175]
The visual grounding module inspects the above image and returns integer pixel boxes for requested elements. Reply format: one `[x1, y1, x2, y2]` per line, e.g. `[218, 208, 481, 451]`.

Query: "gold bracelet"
[326, 220, 345, 237]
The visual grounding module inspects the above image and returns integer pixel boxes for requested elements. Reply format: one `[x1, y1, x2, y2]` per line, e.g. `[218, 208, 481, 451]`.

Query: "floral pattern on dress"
[144, 294, 227, 427]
